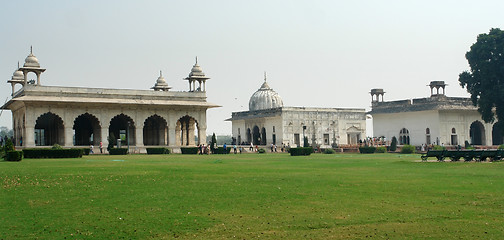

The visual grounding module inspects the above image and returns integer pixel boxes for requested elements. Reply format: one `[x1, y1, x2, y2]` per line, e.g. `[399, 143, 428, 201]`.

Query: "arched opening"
[176, 115, 198, 146]
[470, 121, 485, 145]
[399, 128, 410, 145]
[246, 128, 251, 144]
[261, 127, 267, 145]
[451, 128, 458, 145]
[73, 113, 101, 146]
[492, 122, 504, 145]
[143, 115, 167, 146]
[252, 126, 260, 146]
[109, 114, 135, 146]
[35, 112, 64, 146]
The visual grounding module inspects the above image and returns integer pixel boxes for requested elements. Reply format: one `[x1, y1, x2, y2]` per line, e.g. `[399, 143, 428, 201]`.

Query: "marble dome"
[248, 80, 284, 111]
[24, 52, 40, 68]
[11, 69, 24, 81]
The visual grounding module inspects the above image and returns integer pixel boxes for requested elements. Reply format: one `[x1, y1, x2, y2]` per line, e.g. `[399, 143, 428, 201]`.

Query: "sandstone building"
[2, 48, 219, 152]
[369, 81, 503, 146]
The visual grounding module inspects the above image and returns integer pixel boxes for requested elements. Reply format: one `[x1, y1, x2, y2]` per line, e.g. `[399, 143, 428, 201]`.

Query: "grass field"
[1, 153, 504, 239]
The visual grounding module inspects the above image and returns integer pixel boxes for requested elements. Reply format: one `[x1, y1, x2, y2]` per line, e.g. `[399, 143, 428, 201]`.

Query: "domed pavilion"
[228, 73, 366, 148]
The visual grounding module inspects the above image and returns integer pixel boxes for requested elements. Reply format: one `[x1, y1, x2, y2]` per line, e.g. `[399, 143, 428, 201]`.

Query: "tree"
[107, 132, 116, 152]
[459, 28, 504, 124]
[210, 133, 217, 154]
[390, 136, 398, 152]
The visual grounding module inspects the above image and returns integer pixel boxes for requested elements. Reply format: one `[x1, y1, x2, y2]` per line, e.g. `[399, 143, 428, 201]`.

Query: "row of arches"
[29, 112, 200, 147]
[397, 120, 504, 146]
[245, 126, 267, 145]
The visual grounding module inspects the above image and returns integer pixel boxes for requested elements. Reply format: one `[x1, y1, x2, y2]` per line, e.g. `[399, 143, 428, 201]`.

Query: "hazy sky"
[0, 1, 502, 135]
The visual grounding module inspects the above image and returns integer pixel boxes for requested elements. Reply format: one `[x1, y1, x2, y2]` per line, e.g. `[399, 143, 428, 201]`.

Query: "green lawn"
[1, 153, 504, 239]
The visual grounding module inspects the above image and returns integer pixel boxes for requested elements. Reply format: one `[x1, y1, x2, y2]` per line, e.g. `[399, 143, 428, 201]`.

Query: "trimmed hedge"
[400, 145, 415, 154]
[359, 146, 376, 154]
[5, 151, 23, 161]
[23, 148, 83, 158]
[109, 148, 128, 155]
[323, 148, 336, 154]
[181, 147, 199, 154]
[258, 148, 266, 154]
[375, 146, 387, 153]
[215, 147, 231, 154]
[82, 148, 90, 155]
[290, 147, 313, 156]
[146, 148, 170, 154]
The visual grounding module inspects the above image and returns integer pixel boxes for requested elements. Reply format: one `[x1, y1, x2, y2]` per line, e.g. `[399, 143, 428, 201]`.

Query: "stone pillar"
[188, 124, 195, 146]
[135, 127, 144, 147]
[25, 126, 35, 147]
[101, 127, 109, 146]
[64, 126, 74, 147]
[198, 126, 207, 145]
[36, 72, 41, 85]
[168, 124, 176, 147]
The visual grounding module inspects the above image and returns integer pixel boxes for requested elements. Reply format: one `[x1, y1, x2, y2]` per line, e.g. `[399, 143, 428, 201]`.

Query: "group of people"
[89, 141, 104, 154]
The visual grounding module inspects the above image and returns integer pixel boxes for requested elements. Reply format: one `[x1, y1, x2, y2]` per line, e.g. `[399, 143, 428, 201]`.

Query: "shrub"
[52, 144, 63, 150]
[433, 145, 446, 150]
[465, 140, 471, 149]
[258, 148, 266, 154]
[181, 147, 199, 154]
[109, 148, 128, 155]
[81, 148, 90, 155]
[400, 145, 415, 154]
[23, 148, 83, 158]
[107, 133, 116, 152]
[390, 137, 397, 151]
[146, 148, 170, 154]
[4, 138, 14, 152]
[214, 147, 231, 154]
[359, 146, 376, 154]
[323, 148, 336, 154]
[290, 147, 313, 156]
[5, 151, 23, 161]
[375, 146, 387, 153]
[498, 144, 504, 150]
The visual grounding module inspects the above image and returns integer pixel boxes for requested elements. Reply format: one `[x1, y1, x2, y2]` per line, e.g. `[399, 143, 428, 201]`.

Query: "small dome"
[152, 71, 171, 91]
[189, 63, 205, 77]
[12, 69, 24, 81]
[23, 48, 41, 68]
[249, 79, 283, 111]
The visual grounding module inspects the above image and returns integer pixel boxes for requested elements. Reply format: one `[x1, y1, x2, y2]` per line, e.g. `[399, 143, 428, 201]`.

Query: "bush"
[5, 151, 23, 161]
[23, 148, 84, 158]
[290, 147, 313, 156]
[52, 144, 63, 150]
[323, 148, 336, 154]
[359, 146, 376, 154]
[498, 144, 504, 150]
[400, 145, 415, 154]
[465, 140, 471, 149]
[81, 148, 90, 155]
[258, 148, 266, 154]
[214, 147, 231, 154]
[390, 137, 397, 151]
[4, 138, 14, 152]
[181, 147, 199, 154]
[433, 145, 446, 150]
[375, 146, 387, 153]
[109, 148, 128, 155]
[146, 148, 170, 154]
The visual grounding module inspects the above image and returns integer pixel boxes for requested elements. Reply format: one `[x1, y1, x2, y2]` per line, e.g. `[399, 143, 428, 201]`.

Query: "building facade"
[2, 49, 219, 152]
[369, 81, 503, 147]
[228, 76, 366, 148]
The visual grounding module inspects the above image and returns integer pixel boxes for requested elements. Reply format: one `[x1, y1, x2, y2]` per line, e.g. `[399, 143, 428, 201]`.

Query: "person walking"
[99, 141, 103, 153]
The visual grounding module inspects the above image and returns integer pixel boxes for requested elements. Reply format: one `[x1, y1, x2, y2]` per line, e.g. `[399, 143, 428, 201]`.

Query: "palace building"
[228, 74, 366, 148]
[369, 81, 503, 147]
[2, 48, 219, 152]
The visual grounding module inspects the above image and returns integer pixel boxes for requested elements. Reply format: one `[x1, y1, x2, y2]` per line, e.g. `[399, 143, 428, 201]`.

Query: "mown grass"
[1, 153, 504, 239]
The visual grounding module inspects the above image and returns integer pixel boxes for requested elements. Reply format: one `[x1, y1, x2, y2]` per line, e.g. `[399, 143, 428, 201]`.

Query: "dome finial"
[30, 45, 33, 54]
[264, 71, 267, 82]
[195, 56, 198, 65]
[17, 61, 20, 69]
[160, 70, 162, 77]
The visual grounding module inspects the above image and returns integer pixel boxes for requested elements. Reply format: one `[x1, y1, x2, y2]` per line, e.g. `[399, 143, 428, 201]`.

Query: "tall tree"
[459, 28, 504, 123]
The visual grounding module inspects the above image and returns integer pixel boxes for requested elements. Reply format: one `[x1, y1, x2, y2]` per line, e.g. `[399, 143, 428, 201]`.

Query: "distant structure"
[369, 81, 503, 146]
[228, 73, 366, 148]
[1, 48, 219, 151]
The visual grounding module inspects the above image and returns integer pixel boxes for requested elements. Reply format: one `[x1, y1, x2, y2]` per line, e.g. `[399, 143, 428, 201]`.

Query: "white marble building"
[228, 76, 366, 148]
[369, 81, 503, 147]
[2, 49, 219, 152]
